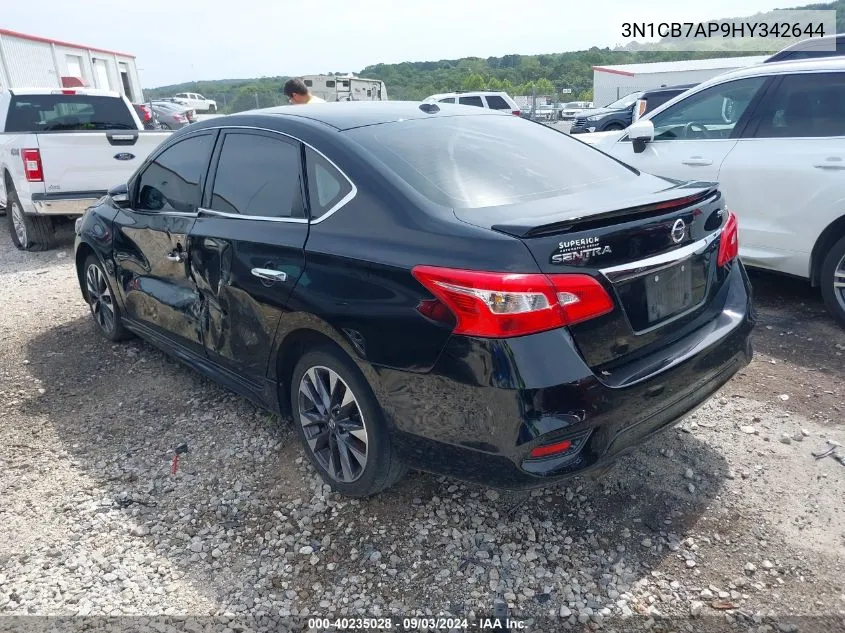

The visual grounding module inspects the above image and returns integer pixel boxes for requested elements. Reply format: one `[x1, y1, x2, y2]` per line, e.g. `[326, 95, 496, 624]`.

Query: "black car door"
[187, 128, 309, 385]
[112, 131, 217, 356]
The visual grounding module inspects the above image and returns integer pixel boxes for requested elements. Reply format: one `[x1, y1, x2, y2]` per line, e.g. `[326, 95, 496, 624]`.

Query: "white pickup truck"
[0, 87, 171, 251]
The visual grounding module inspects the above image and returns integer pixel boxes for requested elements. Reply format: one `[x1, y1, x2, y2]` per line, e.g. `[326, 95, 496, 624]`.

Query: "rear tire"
[603, 123, 625, 131]
[82, 254, 132, 342]
[6, 183, 56, 251]
[290, 345, 407, 497]
[820, 234, 845, 329]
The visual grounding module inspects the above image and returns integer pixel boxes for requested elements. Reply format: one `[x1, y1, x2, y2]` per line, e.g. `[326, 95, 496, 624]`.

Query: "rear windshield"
[6, 95, 137, 132]
[345, 113, 638, 209]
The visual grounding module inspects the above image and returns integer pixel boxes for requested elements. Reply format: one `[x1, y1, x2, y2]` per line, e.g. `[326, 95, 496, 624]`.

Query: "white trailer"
[591, 56, 767, 107]
[302, 74, 388, 102]
[0, 28, 143, 103]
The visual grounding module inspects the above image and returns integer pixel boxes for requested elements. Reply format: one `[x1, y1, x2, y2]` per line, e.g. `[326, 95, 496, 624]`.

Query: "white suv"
[423, 91, 520, 116]
[582, 57, 845, 327]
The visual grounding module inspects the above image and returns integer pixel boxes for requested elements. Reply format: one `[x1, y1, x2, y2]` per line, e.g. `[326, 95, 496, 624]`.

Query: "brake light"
[717, 210, 739, 267]
[512, 110, 521, 116]
[139, 105, 152, 122]
[411, 266, 614, 338]
[529, 439, 572, 458]
[22, 148, 43, 182]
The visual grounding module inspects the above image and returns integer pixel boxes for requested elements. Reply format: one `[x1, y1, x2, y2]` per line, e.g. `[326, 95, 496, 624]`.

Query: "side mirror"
[628, 119, 655, 154]
[108, 183, 131, 208]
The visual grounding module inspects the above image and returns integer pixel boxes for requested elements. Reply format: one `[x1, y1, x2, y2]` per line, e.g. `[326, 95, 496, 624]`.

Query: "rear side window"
[209, 132, 305, 218]
[305, 147, 354, 219]
[459, 96, 484, 107]
[749, 72, 845, 138]
[6, 95, 137, 132]
[485, 95, 511, 110]
[346, 114, 638, 209]
[136, 134, 214, 213]
[438, 97, 456, 104]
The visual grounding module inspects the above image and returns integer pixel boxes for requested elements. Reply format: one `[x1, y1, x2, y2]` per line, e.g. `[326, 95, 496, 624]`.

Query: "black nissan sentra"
[74, 101, 754, 497]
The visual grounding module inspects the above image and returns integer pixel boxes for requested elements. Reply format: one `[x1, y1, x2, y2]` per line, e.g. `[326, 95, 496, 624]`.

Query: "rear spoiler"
[492, 187, 721, 239]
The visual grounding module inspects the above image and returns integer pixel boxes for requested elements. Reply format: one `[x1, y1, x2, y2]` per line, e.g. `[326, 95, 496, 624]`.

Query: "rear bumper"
[378, 262, 754, 489]
[28, 191, 107, 216]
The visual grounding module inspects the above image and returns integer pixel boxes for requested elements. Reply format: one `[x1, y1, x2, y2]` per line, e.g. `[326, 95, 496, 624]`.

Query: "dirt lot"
[0, 225, 843, 632]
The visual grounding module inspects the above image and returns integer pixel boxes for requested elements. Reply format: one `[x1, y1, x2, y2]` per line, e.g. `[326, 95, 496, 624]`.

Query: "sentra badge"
[551, 236, 612, 264]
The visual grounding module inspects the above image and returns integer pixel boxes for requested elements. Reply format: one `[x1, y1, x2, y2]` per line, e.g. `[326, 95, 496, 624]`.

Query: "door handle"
[166, 251, 185, 263]
[681, 157, 713, 166]
[251, 268, 287, 282]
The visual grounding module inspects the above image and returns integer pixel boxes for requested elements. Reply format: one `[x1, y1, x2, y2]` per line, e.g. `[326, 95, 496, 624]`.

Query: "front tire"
[290, 345, 407, 497]
[603, 123, 625, 131]
[820, 234, 845, 328]
[208, 104, 217, 113]
[82, 254, 131, 341]
[6, 184, 56, 251]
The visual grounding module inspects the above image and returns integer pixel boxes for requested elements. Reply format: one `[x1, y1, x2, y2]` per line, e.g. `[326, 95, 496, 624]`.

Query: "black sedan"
[74, 101, 754, 497]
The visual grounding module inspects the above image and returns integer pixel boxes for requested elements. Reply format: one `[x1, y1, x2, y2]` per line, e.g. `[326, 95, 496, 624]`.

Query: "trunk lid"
[454, 178, 729, 371]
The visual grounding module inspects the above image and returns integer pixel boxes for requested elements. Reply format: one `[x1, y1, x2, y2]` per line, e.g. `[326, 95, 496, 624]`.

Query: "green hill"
[147, 1, 843, 111]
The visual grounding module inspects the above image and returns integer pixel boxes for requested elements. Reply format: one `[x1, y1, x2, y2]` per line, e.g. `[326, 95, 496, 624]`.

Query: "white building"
[592, 56, 768, 107]
[0, 28, 143, 102]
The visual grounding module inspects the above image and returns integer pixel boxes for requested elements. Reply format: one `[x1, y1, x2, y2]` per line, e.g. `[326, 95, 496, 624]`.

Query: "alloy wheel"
[11, 201, 27, 248]
[86, 263, 115, 333]
[298, 366, 368, 483]
[835, 253, 845, 313]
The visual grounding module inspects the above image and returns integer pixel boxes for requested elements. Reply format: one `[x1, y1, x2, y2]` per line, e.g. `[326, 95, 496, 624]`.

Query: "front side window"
[649, 77, 767, 141]
[438, 97, 456, 104]
[209, 132, 304, 218]
[749, 72, 845, 138]
[136, 134, 214, 213]
[459, 96, 484, 107]
[305, 147, 353, 219]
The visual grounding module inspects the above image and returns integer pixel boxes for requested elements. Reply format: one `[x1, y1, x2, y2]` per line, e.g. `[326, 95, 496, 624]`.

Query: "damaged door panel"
[188, 129, 309, 384]
[112, 132, 216, 354]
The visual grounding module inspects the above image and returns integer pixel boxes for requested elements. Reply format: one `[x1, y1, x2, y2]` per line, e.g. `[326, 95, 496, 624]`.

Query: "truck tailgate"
[36, 131, 170, 193]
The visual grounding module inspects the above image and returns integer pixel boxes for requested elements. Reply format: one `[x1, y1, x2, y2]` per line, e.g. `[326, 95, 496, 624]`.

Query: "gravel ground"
[1, 225, 844, 633]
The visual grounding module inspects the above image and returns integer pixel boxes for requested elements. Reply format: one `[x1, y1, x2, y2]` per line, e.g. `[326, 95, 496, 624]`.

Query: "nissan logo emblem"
[671, 218, 686, 244]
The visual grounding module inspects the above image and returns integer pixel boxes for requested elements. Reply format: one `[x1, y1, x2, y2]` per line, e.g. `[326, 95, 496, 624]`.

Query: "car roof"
[230, 100, 506, 131]
[641, 83, 697, 96]
[766, 32, 844, 55]
[426, 91, 511, 99]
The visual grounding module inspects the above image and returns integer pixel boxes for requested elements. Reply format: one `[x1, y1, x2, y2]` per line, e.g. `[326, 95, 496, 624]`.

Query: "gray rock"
[299, 546, 314, 555]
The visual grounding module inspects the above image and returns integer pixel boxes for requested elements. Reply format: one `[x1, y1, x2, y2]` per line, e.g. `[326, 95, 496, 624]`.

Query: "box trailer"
[302, 74, 387, 102]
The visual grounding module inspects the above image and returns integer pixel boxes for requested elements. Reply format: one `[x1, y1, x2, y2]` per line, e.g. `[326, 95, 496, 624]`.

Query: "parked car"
[633, 84, 698, 122]
[581, 56, 845, 327]
[423, 91, 521, 116]
[150, 102, 192, 129]
[74, 101, 753, 497]
[764, 33, 845, 63]
[0, 87, 171, 250]
[568, 91, 644, 133]
[153, 100, 197, 124]
[132, 103, 158, 130]
[172, 92, 217, 113]
[559, 101, 594, 120]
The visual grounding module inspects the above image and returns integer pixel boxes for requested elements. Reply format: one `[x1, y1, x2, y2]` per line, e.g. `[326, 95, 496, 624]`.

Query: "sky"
[5, 0, 797, 87]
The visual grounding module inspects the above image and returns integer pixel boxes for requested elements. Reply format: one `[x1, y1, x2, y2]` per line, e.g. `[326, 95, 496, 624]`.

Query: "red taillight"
[529, 439, 572, 459]
[62, 89, 76, 95]
[717, 210, 739, 267]
[512, 110, 521, 116]
[411, 266, 614, 338]
[139, 105, 152, 122]
[22, 148, 43, 182]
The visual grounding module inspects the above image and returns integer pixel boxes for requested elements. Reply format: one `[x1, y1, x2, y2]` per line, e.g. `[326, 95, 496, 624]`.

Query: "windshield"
[605, 92, 643, 110]
[6, 95, 138, 132]
[345, 113, 638, 210]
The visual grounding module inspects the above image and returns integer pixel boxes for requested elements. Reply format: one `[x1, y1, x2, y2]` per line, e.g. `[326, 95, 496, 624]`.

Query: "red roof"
[592, 65, 636, 78]
[0, 28, 135, 58]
